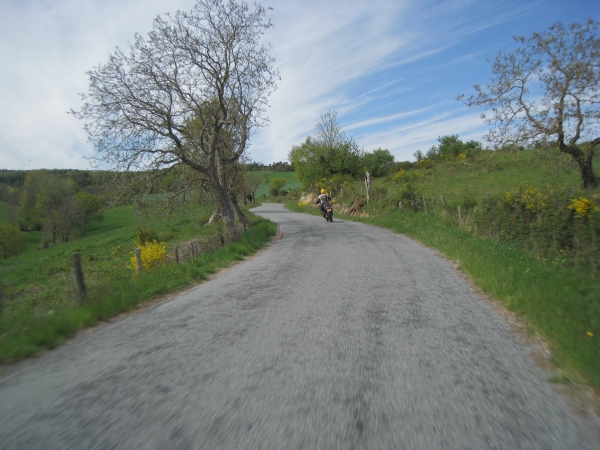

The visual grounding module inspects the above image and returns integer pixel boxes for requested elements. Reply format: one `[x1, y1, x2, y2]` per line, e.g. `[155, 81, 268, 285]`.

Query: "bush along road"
[0, 203, 597, 449]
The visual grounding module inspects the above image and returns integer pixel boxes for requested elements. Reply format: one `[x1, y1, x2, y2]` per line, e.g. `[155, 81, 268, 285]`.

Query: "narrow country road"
[0, 203, 596, 449]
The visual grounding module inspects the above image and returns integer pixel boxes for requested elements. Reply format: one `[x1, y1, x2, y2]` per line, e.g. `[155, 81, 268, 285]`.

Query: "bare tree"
[316, 110, 347, 150]
[459, 20, 600, 188]
[73, 0, 278, 226]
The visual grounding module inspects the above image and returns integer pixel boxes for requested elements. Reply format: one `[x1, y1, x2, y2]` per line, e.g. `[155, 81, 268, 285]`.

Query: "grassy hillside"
[0, 203, 277, 363]
[284, 148, 600, 393]
[252, 171, 301, 198]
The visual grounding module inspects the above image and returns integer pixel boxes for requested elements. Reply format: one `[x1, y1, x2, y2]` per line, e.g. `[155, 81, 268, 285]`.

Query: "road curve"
[0, 203, 596, 449]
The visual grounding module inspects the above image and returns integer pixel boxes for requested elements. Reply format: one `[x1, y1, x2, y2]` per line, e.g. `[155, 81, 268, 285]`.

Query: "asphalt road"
[0, 203, 597, 449]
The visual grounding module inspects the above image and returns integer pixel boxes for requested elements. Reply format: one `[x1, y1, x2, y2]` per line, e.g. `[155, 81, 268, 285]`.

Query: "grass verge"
[286, 200, 600, 391]
[0, 215, 277, 364]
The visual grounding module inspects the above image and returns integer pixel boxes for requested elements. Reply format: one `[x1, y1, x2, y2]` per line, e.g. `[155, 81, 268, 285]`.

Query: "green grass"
[284, 149, 600, 390]
[253, 171, 301, 198]
[371, 150, 585, 206]
[0, 206, 277, 363]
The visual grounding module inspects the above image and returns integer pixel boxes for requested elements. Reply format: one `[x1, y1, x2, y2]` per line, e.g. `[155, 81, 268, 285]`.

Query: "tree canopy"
[73, 0, 278, 225]
[289, 111, 365, 189]
[0, 225, 27, 259]
[460, 20, 600, 188]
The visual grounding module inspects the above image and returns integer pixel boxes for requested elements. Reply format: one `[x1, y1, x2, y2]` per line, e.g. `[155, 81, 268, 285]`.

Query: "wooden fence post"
[432, 194, 436, 214]
[135, 248, 142, 275]
[175, 248, 181, 263]
[72, 252, 86, 301]
[422, 195, 427, 214]
[441, 194, 446, 207]
[458, 206, 463, 223]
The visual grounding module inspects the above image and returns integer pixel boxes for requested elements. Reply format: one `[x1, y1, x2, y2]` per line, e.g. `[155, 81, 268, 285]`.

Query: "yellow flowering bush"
[568, 196, 600, 218]
[522, 186, 547, 210]
[130, 240, 167, 271]
[478, 186, 600, 272]
[392, 169, 405, 182]
[503, 186, 547, 211]
[457, 153, 467, 161]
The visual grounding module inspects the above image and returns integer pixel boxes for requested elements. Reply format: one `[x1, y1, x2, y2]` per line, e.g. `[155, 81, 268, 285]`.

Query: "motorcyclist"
[314, 189, 331, 217]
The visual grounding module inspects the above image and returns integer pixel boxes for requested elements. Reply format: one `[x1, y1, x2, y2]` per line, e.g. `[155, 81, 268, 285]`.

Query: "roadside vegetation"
[282, 147, 599, 391]
[276, 19, 600, 392]
[1, 0, 283, 363]
[0, 198, 276, 363]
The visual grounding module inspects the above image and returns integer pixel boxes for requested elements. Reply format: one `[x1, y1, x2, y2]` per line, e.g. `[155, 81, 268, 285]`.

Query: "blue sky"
[0, 0, 597, 169]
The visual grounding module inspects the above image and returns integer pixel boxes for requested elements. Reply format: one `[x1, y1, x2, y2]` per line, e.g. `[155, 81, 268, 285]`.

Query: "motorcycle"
[321, 201, 333, 222]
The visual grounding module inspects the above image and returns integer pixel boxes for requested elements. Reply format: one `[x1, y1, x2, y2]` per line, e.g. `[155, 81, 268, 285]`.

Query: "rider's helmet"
[321, 189, 327, 194]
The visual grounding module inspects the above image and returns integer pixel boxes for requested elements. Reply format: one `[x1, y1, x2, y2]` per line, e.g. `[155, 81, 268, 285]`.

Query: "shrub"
[0, 225, 27, 259]
[134, 227, 159, 247]
[130, 240, 167, 271]
[392, 169, 405, 183]
[475, 187, 600, 271]
[269, 177, 287, 196]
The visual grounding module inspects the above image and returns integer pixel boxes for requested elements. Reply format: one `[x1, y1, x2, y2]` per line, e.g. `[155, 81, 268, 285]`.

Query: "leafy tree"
[269, 177, 286, 196]
[35, 177, 78, 245]
[363, 148, 395, 177]
[17, 171, 46, 230]
[460, 20, 600, 188]
[425, 135, 481, 160]
[17, 172, 80, 245]
[0, 225, 27, 259]
[289, 137, 330, 188]
[73, 0, 278, 227]
[289, 111, 363, 189]
[74, 192, 104, 236]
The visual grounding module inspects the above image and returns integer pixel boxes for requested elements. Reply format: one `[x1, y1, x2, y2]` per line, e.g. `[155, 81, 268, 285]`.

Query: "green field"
[252, 171, 301, 198]
[0, 202, 276, 363]
[285, 149, 600, 393]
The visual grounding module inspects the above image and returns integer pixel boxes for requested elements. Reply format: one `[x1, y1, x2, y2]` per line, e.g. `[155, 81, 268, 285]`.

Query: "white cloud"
[0, 0, 594, 169]
[357, 111, 487, 161]
[0, 0, 195, 170]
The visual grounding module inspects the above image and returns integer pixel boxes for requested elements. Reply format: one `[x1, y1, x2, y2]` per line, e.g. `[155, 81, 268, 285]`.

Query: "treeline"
[288, 111, 399, 191]
[244, 161, 294, 172]
[0, 170, 105, 256]
[0, 169, 108, 189]
[414, 135, 482, 162]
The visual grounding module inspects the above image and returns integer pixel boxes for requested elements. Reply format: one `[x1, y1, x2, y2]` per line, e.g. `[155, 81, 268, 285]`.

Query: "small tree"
[243, 172, 261, 204]
[269, 177, 286, 196]
[74, 192, 104, 236]
[363, 148, 395, 177]
[289, 111, 363, 189]
[0, 225, 27, 259]
[459, 20, 600, 188]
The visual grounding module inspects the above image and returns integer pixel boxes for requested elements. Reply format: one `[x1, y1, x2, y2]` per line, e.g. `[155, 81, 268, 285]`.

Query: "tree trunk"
[578, 158, 597, 189]
[213, 183, 235, 228]
[579, 141, 598, 189]
[230, 195, 249, 227]
[562, 142, 598, 189]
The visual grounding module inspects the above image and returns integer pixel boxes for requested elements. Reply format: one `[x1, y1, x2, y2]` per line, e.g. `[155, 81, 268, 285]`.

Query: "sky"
[0, 0, 597, 170]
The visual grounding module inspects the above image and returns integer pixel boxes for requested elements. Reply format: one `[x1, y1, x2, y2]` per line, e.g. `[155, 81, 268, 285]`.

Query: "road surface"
[0, 203, 596, 449]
